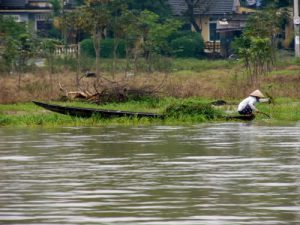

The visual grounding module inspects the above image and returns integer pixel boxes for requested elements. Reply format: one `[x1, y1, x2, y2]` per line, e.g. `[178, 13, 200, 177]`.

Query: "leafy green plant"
[80, 38, 126, 58]
[170, 32, 204, 58]
[41, 38, 62, 73]
[233, 36, 273, 82]
[138, 10, 182, 57]
[232, 9, 282, 83]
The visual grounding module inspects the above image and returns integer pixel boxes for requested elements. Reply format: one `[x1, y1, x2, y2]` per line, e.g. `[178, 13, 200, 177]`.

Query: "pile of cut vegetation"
[163, 102, 222, 120]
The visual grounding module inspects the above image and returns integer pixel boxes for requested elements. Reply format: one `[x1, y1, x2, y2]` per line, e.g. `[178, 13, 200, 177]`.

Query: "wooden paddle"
[257, 111, 270, 118]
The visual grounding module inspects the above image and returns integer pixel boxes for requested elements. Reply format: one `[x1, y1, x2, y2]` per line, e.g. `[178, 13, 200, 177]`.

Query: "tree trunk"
[93, 31, 102, 76]
[76, 42, 81, 88]
[125, 45, 132, 78]
[184, 0, 202, 33]
[18, 71, 21, 90]
[112, 38, 119, 79]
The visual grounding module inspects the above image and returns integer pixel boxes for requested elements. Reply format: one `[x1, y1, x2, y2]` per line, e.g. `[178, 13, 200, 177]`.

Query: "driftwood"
[59, 82, 93, 100]
[58, 75, 160, 104]
[57, 68, 168, 104]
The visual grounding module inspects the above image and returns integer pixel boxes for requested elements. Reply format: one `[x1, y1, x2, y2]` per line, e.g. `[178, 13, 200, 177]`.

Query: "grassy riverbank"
[0, 98, 216, 127]
[1, 56, 300, 126]
[0, 97, 299, 127]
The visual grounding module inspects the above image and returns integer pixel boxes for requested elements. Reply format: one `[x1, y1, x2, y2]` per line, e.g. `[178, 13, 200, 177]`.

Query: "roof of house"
[168, 0, 240, 16]
[0, 0, 28, 8]
[0, 0, 77, 9]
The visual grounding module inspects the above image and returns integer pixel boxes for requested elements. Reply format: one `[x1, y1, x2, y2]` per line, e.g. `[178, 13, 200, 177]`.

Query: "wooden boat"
[32, 101, 164, 119]
[224, 114, 255, 121]
[33, 101, 255, 121]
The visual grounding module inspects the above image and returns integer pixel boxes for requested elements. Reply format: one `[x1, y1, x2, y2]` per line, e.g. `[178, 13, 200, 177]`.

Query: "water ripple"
[1, 124, 300, 224]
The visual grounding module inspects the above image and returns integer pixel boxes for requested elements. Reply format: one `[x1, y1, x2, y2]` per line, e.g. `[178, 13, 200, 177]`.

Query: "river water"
[0, 123, 300, 225]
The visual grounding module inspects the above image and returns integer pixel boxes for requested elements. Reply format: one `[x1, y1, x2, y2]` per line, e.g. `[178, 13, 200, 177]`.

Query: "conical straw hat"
[250, 90, 264, 98]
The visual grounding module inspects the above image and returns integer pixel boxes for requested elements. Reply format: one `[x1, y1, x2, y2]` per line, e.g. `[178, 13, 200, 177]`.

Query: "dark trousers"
[238, 104, 253, 115]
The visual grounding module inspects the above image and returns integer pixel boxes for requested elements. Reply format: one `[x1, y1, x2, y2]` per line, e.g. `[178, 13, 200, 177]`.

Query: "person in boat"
[237, 90, 269, 116]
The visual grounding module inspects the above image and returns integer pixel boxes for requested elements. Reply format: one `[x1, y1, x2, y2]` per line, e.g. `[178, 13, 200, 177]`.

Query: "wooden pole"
[294, 0, 300, 57]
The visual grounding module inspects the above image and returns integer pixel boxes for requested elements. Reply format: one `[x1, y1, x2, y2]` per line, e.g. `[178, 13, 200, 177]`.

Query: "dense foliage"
[0, 15, 38, 75]
[232, 9, 288, 82]
[170, 31, 204, 58]
[0, 0, 295, 79]
[262, 0, 292, 8]
[128, 0, 172, 19]
[81, 38, 126, 58]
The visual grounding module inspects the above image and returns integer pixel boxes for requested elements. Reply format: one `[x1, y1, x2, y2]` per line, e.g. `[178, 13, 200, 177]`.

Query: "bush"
[170, 32, 204, 58]
[80, 39, 94, 57]
[80, 38, 126, 58]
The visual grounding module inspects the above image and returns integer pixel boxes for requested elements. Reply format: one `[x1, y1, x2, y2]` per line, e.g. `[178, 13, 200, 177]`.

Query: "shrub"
[80, 38, 126, 58]
[170, 32, 204, 58]
[80, 39, 94, 57]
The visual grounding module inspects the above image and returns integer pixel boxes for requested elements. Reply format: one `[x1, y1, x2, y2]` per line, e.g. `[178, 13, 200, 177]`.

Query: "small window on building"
[209, 22, 220, 41]
[35, 14, 51, 31]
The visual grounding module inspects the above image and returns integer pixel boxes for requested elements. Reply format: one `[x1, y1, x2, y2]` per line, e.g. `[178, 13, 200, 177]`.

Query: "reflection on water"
[0, 123, 300, 224]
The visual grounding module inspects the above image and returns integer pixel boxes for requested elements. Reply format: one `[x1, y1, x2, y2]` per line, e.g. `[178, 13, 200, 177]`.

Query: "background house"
[0, 0, 76, 34]
[168, 0, 253, 57]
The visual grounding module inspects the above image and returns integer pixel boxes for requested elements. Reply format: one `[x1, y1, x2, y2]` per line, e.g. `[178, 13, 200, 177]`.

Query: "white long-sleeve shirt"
[238, 96, 269, 112]
[237, 96, 259, 112]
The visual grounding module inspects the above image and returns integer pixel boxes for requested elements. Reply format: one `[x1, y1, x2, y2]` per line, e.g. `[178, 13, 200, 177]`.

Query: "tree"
[0, 14, 27, 72]
[40, 38, 62, 93]
[50, 0, 67, 40]
[138, 10, 182, 57]
[232, 10, 284, 83]
[41, 39, 61, 74]
[128, 0, 172, 19]
[51, 2, 85, 86]
[2, 37, 19, 73]
[0, 15, 26, 38]
[2, 33, 38, 87]
[109, 0, 130, 77]
[49, 0, 61, 17]
[119, 10, 141, 75]
[243, 9, 284, 56]
[262, 0, 292, 8]
[136, 10, 182, 72]
[0, 15, 37, 85]
[50, 0, 85, 42]
[184, 0, 212, 33]
[80, 0, 111, 76]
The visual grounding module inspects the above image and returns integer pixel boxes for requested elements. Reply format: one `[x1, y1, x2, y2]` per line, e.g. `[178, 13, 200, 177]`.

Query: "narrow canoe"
[224, 114, 255, 121]
[32, 101, 164, 119]
[33, 101, 255, 121]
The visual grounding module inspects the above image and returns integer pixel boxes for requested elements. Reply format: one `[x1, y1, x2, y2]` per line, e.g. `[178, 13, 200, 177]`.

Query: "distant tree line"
[0, 0, 207, 77]
[0, 0, 294, 81]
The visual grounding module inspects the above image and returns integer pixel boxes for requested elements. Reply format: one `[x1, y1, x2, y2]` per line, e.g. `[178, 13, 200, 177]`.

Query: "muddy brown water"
[1, 123, 300, 224]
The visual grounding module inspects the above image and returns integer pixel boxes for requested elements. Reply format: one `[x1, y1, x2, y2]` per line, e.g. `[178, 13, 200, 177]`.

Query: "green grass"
[1, 97, 300, 127]
[50, 97, 216, 113]
[0, 102, 40, 114]
[171, 58, 236, 72]
[258, 99, 300, 121]
[53, 56, 237, 75]
[0, 98, 219, 127]
[276, 55, 300, 67]
[270, 69, 300, 76]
